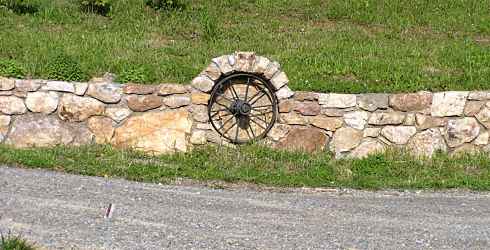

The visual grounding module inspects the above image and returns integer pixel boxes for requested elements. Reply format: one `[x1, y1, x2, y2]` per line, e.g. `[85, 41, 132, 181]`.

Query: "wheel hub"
[230, 100, 252, 116]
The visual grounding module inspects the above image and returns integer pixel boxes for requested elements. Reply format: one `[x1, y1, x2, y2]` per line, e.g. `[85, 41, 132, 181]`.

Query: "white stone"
[431, 91, 468, 117]
[191, 76, 214, 93]
[190, 130, 207, 145]
[319, 93, 356, 108]
[74, 82, 88, 96]
[42, 81, 75, 93]
[0, 77, 15, 91]
[25, 92, 59, 114]
[270, 71, 288, 90]
[474, 131, 489, 146]
[363, 127, 381, 138]
[445, 118, 480, 148]
[275, 86, 294, 100]
[349, 138, 386, 158]
[344, 111, 369, 130]
[212, 55, 234, 74]
[381, 126, 417, 145]
[330, 127, 363, 153]
[104, 107, 132, 123]
[87, 83, 122, 103]
[407, 128, 448, 157]
[0, 96, 27, 115]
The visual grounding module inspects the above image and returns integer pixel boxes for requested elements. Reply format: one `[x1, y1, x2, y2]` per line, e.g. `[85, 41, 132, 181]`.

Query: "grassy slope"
[0, 144, 489, 190]
[0, 0, 489, 93]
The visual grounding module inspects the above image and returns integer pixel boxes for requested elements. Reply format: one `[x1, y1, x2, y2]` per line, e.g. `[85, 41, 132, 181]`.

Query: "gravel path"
[0, 166, 489, 250]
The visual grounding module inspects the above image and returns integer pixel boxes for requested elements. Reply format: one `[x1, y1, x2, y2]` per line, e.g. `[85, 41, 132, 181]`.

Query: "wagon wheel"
[208, 73, 278, 144]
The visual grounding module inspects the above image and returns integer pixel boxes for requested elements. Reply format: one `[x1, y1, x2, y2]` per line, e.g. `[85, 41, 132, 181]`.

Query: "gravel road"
[0, 166, 489, 250]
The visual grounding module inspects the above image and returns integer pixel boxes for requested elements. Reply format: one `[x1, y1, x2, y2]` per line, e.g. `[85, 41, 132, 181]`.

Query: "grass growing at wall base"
[0, 144, 489, 190]
[1, 0, 490, 93]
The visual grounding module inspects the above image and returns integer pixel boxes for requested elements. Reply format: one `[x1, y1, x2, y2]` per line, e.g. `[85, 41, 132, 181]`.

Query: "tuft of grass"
[45, 53, 87, 81]
[0, 0, 490, 92]
[0, 59, 25, 78]
[0, 0, 38, 15]
[0, 232, 36, 250]
[0, 144, 488, 190]
[78, 0, 112, 16]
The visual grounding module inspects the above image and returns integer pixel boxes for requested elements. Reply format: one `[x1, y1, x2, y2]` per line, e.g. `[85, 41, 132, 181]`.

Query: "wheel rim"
[208, 73, 278, 144]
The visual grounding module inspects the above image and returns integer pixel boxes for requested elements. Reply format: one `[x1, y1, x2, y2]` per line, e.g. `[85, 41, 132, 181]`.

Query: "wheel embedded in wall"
[208, 73, 278, 144]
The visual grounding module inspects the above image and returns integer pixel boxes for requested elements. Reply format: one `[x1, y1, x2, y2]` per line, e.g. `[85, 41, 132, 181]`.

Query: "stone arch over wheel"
[191, 52, 293, 144]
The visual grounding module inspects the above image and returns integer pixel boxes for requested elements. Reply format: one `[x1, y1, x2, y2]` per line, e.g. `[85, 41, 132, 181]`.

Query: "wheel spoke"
[250, 118, 266, 130]
[234, 122, 240, 142]
[223, 118, 238, 135]
[230, 82, 240, 101]
[211, 111, 232, 119]
[250, 110, 273, 117]
[249, 91, 268, 105]
[253, 115, 269, 126]
[244, 77, 251, 102]
[252, 104, 273, 109]
[245, 127, 252, 140]
[247, 87, 266, 104]
[219, 116, 235, 131]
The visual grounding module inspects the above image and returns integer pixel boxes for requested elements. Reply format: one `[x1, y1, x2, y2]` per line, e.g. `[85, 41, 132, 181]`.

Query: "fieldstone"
[58, 94, 105, 122]
[294, 91, 318, 101]
[311, 116, 343, 131]
[158, 84, 188, 96]
[349, 138, 386, 158]
[202, 63, 221, 80]
[263, 61, 280, 79]
[415, 114, 447, 130]
[319, 93, 356, 108]
[112, 110, 193, 153]
[123, 84, 156, 95]
[279, 99, 296, 113]
[270, 71, 288, 90]
[358, 94, 389, 111]
[163, 95, 191, 108]
[15, 79, 42, 92]
[381, 126, 416, 145]
[389, 92, 432, 111]
[277, 128, 328, 153]
[127, 95, 163, 112]
[25, 92, 59, 114]
[87, 83, 122, 103]
[0, 96, 27, 115]
[404, 113, 416, 126]
[251, 56, 270, 74]
[88, 116, 115, 144]
[191, 105, 208, 122]
[294, 102, 321, 116]
[191, 92, 210, 105]
[268, 124, 290, 141]
[407, 128, 447, 157]
[0, 91, 12, 96]
[0, 77, 15, 90]
[476, 106, 490, 128]
[468, 91, 490, 101]
[363, 127, 381, 138]
[104, 107, 132, 123]
[191, 76, 214, 93]
[13, 91, 27, 98]
[0, 115, 11, 141]
[234, 52, 256, 72]
[368, 112, 405, 125]
[452, 144, 480, 156]
[42, 81, 75, 93]
[212, 55, 234, 74]
[330, 127, 363, 153]
[445, 118, 480, 148]
[276, 86, 294, 100]
[74, 82, 88, 96]
[431, 91, 468, 117]
[190, 130, 207, 145]
[6, 114, 93, 147]
[196, 123, 212, 130]
[321, 108, 345, 117]
[474, 131, 489, 146]
[281, 112, 308, 125]
[464, 101, 485, 116]
[344, 111, 369, 130]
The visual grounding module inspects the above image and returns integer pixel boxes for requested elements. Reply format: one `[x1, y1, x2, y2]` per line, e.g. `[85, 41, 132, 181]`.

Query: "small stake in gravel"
[104, 203, 115, 219]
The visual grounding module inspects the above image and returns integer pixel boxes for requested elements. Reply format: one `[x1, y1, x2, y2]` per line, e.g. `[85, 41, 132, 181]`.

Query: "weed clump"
[145, 0, 186, 11]
[46, 54, 87, 82]
[0, 0, 38, 15]
[78, 0, 112, 16]
[0, 59, 25, 78]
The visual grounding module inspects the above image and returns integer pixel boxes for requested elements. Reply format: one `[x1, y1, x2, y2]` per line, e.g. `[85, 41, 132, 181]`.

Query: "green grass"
[0, 144, 489, 190]
[0, 232, 36, 250]
[0, 0, 490, 93]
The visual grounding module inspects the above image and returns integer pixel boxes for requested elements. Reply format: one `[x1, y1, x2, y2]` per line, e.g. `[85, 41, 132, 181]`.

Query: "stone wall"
[1, 52, 489, 158]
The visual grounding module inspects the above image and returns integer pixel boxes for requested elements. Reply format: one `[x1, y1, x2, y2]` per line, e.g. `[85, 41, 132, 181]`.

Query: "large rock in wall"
[2, 52, 490, 158]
